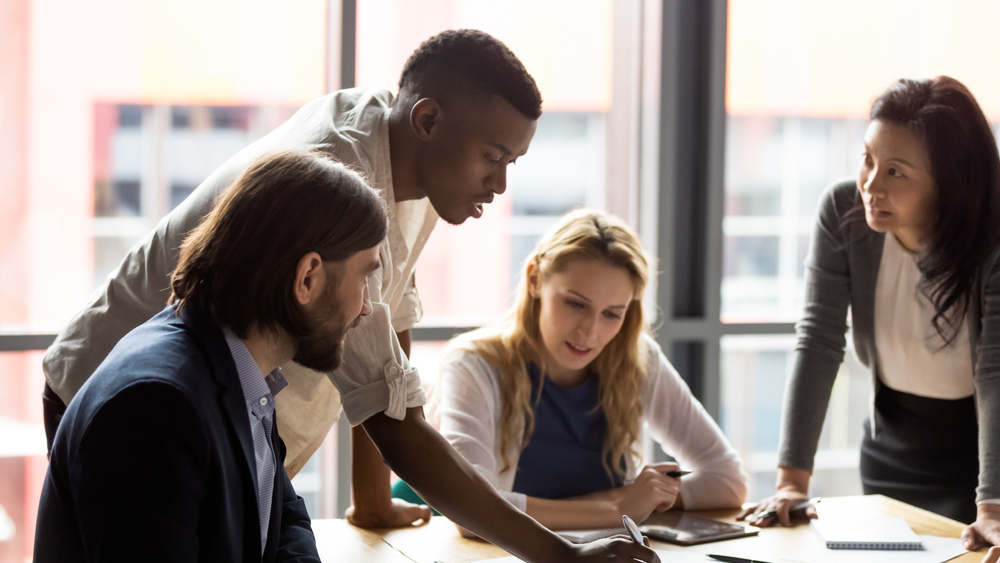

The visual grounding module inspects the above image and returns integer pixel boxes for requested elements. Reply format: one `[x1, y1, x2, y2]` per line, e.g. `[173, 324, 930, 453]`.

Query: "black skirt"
[860, 382, 979, 523]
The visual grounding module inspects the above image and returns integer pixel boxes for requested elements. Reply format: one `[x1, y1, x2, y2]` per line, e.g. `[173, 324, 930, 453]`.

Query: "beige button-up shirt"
[43, 88, 438, 476]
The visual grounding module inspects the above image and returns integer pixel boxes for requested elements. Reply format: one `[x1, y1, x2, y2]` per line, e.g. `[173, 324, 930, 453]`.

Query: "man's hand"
[345, 498, 431, 528]
[962, 503, 1000, 551]
[348, 425, 431, 528]
[572, 535, 660, 563]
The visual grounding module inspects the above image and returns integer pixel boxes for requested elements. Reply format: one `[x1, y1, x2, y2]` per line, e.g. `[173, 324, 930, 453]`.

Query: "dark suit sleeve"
[72, 383, 209, 563]
[274, 435, 322, 562]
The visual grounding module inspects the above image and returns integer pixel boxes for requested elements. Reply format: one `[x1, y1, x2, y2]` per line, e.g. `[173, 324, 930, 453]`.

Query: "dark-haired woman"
[738, 75, 1000, 552]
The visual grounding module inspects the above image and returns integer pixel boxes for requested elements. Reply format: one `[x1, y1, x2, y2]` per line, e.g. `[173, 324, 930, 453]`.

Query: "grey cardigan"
[777, 179, 1000, 502]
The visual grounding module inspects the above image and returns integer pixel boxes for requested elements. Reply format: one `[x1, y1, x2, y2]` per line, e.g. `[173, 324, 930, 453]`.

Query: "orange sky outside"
[65, 0, 1000, 118]
[355, 0, 614, 113]
[88, 0, 327, 105]
[80, 0, 613, 112]
[727, 0, 1000, 120]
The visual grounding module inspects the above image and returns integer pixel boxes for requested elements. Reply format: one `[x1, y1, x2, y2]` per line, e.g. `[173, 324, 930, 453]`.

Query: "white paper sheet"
[783, 535, 967, 563]
[476, 549, 713, 562]
[556, 527, 623, 543]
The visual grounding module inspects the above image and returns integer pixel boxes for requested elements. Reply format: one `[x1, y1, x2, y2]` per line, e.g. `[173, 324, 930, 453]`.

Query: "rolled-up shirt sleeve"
[329, 262, 426, 426]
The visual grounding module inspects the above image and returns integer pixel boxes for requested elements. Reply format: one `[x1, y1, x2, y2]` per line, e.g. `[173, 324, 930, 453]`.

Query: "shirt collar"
[221, 327, 287, 415]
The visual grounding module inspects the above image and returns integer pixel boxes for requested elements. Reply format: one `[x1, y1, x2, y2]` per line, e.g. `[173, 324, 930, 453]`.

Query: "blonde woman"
[434, 209, 747, 532]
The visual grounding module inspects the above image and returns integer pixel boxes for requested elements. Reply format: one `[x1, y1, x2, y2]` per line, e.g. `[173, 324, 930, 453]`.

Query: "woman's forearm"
[776, 466, 812, 495]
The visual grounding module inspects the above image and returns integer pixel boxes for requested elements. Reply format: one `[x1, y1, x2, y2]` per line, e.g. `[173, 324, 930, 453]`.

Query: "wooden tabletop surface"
[313, 494, 989, 562]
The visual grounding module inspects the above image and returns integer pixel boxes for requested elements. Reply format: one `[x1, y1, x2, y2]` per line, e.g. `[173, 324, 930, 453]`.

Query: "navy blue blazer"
[34, 305, 320, 563]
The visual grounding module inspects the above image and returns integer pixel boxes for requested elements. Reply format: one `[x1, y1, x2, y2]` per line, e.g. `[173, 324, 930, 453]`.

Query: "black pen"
[666, 469, 691, 478]
[708, 554, 775, 563]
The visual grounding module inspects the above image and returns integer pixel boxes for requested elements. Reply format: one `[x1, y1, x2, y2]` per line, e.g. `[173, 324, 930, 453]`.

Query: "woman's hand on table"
[961, 503, 1000, 552]
[737, 466, 816, 527]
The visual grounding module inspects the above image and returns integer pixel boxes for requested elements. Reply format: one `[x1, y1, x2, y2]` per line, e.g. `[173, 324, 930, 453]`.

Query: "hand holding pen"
[617, 463, 686, 523]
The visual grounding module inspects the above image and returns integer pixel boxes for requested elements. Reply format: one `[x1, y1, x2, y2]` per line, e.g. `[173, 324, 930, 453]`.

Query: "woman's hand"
[736, 466, 816, 527]
[614, 463, 683, 523]
[961, 503, 1000, 551]
[983, 546, 1000, 563]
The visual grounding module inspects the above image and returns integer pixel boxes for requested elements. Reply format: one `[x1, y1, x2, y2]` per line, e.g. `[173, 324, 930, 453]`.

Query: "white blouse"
[874, 233, 974, 399]
[435, 334, 748, 512]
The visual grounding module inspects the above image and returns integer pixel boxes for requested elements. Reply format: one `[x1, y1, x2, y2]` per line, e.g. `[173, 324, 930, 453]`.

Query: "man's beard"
[292, 283, 361, 373]
[292, 323, 347, 373]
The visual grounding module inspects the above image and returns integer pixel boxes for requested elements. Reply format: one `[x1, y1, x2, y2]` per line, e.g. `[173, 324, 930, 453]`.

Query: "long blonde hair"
[450, 209, 652, 480]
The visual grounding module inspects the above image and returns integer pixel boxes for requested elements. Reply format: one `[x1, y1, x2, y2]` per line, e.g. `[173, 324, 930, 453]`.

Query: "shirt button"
[389, 366, 399, 375]
[259, 397, 268, 406]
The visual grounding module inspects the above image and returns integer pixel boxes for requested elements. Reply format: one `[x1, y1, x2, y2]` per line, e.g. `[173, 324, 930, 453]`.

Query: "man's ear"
[410, 98, 442, 141]
[526, 261, 541, 298]
[294, 252, 326, 306]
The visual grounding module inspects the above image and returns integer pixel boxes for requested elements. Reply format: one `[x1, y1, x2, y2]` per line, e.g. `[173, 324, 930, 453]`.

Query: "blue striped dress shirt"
[222, 327, 288, 555]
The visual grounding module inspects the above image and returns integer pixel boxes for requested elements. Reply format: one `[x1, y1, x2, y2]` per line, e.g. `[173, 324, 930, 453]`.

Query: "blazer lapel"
[178, 305, 263, 554]
[263, 422, 284, 560]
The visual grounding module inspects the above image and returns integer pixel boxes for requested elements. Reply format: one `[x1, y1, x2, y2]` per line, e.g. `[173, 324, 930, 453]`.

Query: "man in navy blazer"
[34, 149, 388, 562]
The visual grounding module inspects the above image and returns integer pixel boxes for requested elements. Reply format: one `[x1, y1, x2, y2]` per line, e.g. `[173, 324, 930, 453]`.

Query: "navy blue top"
[512, 363, 624, 499]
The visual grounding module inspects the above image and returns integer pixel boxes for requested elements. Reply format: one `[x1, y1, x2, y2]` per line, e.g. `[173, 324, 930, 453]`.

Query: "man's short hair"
[170, 149, 388, 339]
[398, 29, 542, 120]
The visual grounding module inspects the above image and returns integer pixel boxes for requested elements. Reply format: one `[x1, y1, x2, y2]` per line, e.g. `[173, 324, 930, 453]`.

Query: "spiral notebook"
[810, 517, 924, 550]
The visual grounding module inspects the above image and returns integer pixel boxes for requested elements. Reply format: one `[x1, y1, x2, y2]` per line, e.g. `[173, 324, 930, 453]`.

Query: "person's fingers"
[983, 546, 1000, 563]
[736, 503, 759, 521]
[962, 524, 985, 551]
[413, 504, 432, 524]
[750, 513, 778, 528]
[777, 506, 794, 527]
[619, 537, 660, 563]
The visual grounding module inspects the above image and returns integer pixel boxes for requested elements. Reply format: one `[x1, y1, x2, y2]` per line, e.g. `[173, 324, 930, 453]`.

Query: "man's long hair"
[170, 149, 387, 339]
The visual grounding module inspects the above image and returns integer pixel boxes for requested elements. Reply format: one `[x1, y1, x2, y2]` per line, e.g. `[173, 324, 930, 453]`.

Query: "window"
[0, 2, 326, 559]
[723, 0, 1000, 499]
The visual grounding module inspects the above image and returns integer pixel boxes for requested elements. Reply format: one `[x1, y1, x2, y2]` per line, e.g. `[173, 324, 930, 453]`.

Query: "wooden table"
[314, 495, 989, 562]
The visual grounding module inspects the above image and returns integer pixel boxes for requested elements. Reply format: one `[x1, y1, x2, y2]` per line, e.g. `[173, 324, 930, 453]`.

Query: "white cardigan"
[436, 334, 748, 512]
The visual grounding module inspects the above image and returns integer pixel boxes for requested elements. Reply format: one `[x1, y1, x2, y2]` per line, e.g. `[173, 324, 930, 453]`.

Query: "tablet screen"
[640, 513, 759, 546]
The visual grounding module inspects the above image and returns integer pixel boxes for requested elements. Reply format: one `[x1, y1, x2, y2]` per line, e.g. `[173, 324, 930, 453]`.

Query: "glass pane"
[357, 0, 619, 325]
[723, 0, 1000, 323]
[720, 335, 869, 500]
[2, 3, 327, 559]
[409, 340, 451, 427]
[0, 352, 48, 562]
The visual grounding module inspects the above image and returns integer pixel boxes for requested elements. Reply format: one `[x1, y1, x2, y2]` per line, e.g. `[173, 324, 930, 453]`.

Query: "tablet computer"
[639, 513, 759, 546]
